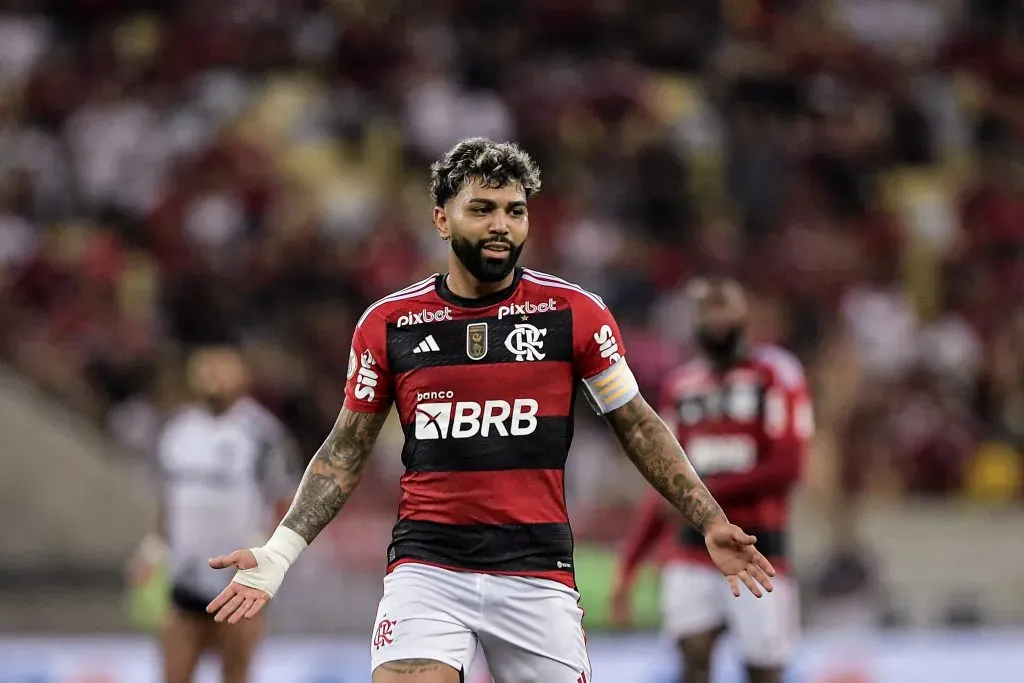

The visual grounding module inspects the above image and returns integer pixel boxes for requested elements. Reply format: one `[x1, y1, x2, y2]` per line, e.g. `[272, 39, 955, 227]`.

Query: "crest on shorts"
[466, 322, 488, 360]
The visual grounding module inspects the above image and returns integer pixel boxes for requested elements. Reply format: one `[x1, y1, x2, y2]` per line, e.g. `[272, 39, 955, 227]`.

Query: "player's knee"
[220, 643, 259, 683]
[221, 657, 252, 683]
[746, 664, 783, 683]
[679, 632, 717, 674]
[372, 659, 462, 683]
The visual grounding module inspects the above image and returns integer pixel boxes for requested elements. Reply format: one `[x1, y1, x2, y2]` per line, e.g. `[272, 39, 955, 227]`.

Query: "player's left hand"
[704, 522, 776, 598]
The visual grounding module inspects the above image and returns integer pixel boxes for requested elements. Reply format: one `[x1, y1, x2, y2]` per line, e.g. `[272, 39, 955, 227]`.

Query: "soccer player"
[610, 278, 812, 683]
[205, 138, 776, 683]
[128, 345, 296, 683]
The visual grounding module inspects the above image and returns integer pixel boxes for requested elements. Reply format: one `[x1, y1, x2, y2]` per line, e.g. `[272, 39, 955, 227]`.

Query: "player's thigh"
[477, 576, 590, 683]
[215, 613, 265, 683]
[162, 603, 212, 683]
[370, 564, 480, 678]
[722, 573, 799, 668]
[660, 562, 728, 640]
[373, 659, 464, 683]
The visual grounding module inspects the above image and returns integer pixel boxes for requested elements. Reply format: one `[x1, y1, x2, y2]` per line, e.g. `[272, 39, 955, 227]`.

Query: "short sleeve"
[760, 350, 814, 444]
[343, 313, 394, 413]
[573, 297, 640, 415]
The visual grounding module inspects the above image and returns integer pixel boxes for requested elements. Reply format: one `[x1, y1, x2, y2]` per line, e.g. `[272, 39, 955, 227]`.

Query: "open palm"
[205, 549, 271, 624]
[705, 523, 776, 598]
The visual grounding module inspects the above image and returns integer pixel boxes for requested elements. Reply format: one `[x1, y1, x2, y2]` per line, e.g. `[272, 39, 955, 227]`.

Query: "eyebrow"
[467, 198, 528, 209]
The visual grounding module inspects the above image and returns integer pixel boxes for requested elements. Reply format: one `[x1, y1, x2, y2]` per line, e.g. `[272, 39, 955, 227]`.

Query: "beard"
[450, 234, 524, 283]
[695, 325, 747, 368]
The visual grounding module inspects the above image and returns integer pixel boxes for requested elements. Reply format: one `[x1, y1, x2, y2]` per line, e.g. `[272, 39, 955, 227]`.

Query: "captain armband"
[582, 357, 640, 415]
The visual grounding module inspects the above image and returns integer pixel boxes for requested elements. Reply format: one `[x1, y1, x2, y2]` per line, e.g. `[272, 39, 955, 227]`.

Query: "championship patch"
[466, 322, 488, 360]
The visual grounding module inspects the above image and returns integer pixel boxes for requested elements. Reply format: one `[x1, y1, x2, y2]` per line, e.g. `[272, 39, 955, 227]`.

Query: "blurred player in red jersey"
[203, 140, 776, 683]
[611, 277, 813, 683]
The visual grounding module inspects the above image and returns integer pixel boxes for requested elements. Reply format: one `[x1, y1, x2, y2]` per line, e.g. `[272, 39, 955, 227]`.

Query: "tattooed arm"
[206, 407, 390, 621]
[603, 394, 726, 533]
[281, 408, 390, 543]
[603, 393, 776, 597]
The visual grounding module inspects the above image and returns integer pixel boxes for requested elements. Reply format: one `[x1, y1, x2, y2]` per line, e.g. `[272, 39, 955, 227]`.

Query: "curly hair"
[429, 137, 542, 208]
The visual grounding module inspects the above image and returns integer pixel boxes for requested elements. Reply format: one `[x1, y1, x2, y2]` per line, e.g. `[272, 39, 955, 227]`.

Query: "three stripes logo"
[413, 335, 440, 354]
[577, 673, 588, 683]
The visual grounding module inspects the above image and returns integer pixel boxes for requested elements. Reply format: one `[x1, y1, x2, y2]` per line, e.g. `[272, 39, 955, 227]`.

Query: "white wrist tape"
[231, 526, 307, 598]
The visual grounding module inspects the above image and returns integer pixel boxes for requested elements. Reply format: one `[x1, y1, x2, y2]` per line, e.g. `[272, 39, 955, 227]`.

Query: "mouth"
[481, 242, 511, 258]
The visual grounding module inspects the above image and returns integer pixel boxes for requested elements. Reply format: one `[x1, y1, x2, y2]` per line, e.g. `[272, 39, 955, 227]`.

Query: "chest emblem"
[504, 323, 547, 362]
[466, 322, 489, 360]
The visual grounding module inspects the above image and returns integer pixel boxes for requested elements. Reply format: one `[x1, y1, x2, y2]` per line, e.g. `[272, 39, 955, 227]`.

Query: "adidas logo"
[413, 335, 440, 354]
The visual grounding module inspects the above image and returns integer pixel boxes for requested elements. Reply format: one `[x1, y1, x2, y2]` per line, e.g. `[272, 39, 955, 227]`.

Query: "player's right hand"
[206, 549, 271, 624]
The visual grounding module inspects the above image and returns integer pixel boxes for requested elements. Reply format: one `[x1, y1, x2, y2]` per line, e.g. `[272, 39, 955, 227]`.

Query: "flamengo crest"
[505, 323, 546, 362]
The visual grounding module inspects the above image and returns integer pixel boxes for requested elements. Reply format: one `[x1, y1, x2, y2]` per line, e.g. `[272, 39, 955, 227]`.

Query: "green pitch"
[573, 543, 661, 632]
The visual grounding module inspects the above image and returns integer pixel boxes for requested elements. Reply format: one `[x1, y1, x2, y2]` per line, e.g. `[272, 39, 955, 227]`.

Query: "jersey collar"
[435, 267, 523, 309]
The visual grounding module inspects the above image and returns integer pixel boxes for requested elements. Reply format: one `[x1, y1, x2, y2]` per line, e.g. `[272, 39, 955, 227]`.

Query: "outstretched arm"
[603, 393, 776, 597]
[603, 394, 726, 533]
[282, 407, 389, 543]
[206, 407, 389, 623]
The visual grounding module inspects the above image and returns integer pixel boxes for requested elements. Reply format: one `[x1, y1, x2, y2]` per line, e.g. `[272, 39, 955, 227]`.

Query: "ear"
[433, 206, 451, 241]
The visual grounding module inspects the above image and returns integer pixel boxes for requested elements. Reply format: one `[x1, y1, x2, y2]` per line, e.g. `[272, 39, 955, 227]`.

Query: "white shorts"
[370, 563, 591, 682]
[660, 562, 799, 667]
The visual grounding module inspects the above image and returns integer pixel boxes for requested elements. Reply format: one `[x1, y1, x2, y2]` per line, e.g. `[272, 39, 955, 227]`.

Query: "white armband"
[231, 526, 307, 598]
[582, 357, 639, 415]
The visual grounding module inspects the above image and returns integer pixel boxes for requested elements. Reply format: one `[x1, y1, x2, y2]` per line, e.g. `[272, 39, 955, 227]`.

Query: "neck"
[203, 396, 238, 415]
[445, 254, 515, 299]
[703, 342, 748, 375]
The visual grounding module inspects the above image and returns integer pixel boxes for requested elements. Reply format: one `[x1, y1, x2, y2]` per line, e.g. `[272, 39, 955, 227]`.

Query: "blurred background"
[1, 0, 1024, 680]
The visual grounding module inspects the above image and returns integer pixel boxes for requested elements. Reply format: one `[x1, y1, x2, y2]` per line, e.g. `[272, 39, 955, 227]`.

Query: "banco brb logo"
[505, 324, 546, 361]
[415, 399, 539, 439]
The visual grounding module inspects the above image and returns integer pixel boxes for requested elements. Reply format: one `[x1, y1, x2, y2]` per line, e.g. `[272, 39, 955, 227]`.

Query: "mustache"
[478, 237, 514, 248]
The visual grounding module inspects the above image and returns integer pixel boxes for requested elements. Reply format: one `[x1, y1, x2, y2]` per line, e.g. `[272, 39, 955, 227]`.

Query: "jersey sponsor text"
[414, 398, 539, 439]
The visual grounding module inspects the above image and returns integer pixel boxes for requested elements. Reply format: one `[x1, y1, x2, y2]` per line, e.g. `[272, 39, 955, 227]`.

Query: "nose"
[489, 211, 510, 235]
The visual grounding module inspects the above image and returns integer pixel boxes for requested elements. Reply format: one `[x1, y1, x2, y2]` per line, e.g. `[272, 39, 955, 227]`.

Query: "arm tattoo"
[604, 395, 727, 534]
[281, 408, 389, 544]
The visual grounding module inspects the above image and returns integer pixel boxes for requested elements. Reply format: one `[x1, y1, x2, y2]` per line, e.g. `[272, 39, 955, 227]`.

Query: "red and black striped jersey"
[343, 267, 639, 588]
[659, 345, 813, 568]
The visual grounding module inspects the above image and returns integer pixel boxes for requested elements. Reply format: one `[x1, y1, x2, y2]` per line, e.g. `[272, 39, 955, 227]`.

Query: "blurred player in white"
[129, 345, 296, 683]
[611, 278, 812, 683]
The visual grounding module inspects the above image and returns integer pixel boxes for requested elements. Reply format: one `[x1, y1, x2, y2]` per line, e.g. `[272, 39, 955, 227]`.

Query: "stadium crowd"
[2, 0, 1024, 620]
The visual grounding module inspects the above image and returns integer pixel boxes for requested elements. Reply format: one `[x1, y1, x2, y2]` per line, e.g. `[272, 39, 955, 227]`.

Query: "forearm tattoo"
[604, 396, 726, 534]
[281, 408, 389, 544]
